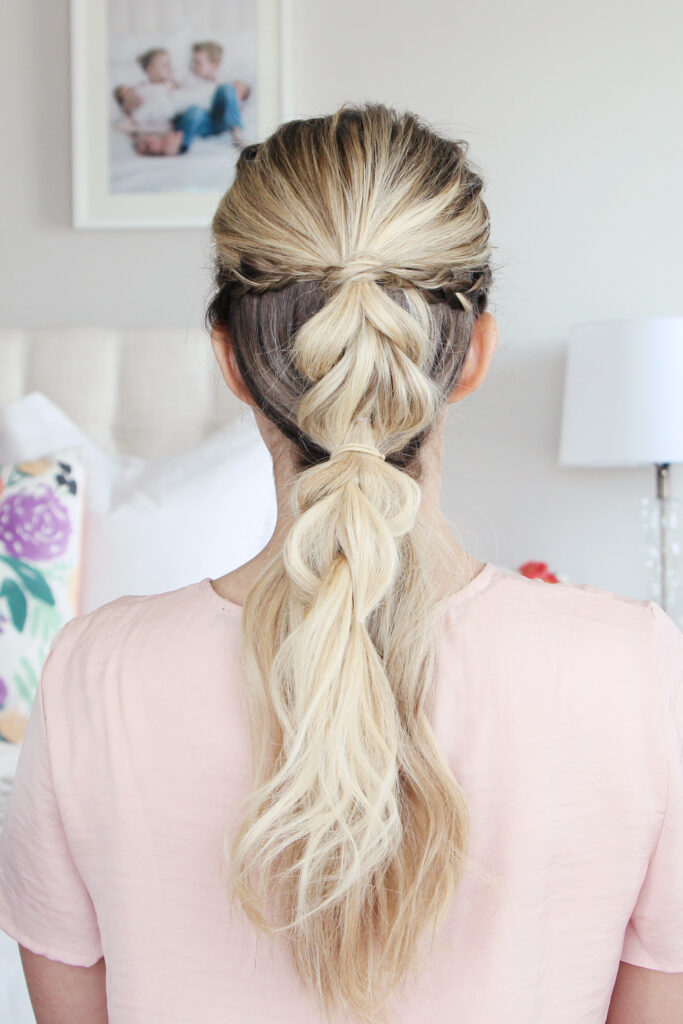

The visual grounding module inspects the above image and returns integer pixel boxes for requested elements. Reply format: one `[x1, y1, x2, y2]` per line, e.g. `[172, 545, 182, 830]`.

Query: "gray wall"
[1, 0, 681, 606]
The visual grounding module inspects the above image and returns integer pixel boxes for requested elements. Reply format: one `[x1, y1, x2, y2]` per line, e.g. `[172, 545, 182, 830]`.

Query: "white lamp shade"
[559, 316, 683, 468]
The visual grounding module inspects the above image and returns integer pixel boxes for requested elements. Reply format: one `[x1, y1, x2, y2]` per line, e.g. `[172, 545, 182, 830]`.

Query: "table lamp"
[558, 316, 683, 618]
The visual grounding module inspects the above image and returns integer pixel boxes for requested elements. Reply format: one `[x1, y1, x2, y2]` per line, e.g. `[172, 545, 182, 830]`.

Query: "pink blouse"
[0, 562, 682, 1023]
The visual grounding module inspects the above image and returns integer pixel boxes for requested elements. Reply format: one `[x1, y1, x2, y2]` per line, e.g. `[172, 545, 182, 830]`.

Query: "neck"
[213, 411, 482, 603]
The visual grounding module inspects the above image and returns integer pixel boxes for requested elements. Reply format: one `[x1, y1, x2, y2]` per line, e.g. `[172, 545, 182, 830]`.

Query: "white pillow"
[0, 393, 277, 613]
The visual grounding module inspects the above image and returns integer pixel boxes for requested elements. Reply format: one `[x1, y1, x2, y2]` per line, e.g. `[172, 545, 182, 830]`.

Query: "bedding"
[0, 448, 85, 746]
[0, 391, 277, 613]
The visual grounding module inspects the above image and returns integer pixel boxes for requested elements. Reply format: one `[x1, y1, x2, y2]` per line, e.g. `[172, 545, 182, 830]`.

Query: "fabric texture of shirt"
[0, 562, 682, 1023]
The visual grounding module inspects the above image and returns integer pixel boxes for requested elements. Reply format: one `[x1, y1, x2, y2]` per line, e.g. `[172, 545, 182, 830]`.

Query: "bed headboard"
[0, 327, 246, 458]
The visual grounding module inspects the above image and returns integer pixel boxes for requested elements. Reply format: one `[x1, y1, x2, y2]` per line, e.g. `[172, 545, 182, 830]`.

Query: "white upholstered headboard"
[0, 327, 247, 457]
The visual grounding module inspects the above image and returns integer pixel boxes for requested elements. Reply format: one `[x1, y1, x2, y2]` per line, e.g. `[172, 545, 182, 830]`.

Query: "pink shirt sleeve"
[0, 622, 103, 966]
[620, 600, 683, 972]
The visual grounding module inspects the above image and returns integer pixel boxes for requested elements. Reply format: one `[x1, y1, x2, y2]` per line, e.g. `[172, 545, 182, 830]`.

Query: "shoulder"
[485, 562, 654, 638]
[485, 564, 683, 715]
[469, 563, 661, 696]
[39, 580, 211, 713]
[479, 569, 682, 771]
[60, 578, 205, 642]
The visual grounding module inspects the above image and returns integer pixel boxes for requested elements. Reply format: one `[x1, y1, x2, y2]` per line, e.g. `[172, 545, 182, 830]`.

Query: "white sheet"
[109, 118, 244, 194]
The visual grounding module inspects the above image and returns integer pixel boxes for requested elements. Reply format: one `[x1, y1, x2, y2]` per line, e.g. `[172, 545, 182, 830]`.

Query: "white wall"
[1, 0, 681, 605]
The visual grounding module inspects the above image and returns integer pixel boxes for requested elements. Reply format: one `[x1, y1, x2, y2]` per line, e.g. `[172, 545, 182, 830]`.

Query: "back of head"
[206, 102, 494, 1024]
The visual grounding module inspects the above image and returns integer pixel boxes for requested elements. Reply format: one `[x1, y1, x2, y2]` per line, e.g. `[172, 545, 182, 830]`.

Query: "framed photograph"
[70, 0, 288, 228]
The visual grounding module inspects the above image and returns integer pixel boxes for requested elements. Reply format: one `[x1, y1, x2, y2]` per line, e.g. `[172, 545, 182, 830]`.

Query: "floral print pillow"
[0, 450, 85, 745]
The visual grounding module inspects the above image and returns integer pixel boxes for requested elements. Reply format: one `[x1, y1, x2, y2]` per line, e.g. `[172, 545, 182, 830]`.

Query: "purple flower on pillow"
[0, 677, 6, 708]
[0, 484, 71, 561]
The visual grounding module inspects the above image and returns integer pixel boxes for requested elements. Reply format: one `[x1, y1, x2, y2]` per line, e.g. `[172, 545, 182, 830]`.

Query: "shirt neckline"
[202, 561, 497, 615]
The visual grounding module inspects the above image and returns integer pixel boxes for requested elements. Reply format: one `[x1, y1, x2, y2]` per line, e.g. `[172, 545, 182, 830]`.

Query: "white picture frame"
[70, 0, 289, 229]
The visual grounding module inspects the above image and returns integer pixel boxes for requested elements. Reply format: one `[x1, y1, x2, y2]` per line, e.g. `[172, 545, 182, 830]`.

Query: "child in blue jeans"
[172, 79, 250, 153]
[170, 42, 250, 153]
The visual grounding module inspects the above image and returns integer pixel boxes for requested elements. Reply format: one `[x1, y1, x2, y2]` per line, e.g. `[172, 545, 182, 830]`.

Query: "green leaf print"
[0, 577, 27, 631]
[0, 556, 55, 605]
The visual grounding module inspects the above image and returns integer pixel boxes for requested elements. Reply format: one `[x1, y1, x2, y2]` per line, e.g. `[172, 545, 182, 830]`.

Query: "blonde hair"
[206, 102, 497, 1023]
[192, 40, 223, 64]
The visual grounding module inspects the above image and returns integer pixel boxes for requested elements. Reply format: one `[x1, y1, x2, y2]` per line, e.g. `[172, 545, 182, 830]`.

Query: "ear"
[210, 324, 257, 409]
[447, 311, 498, 404]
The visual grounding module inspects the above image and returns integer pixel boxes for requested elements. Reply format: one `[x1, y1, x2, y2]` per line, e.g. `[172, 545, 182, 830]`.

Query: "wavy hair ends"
[208, 103, 499, 1023]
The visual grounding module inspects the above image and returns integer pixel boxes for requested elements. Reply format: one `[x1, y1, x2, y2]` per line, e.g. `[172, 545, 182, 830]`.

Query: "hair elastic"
[329, 442, 386, 461]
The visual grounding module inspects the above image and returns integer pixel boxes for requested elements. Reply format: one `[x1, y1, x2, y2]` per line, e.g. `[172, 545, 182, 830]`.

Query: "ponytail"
[208, 102, 497, 1023]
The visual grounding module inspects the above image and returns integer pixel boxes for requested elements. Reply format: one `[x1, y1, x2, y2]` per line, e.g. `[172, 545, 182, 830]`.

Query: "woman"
[0, 103, 682, 1024]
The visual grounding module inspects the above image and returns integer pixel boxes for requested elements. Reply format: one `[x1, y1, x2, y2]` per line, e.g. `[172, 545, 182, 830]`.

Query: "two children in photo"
[114, 40, 250, 157]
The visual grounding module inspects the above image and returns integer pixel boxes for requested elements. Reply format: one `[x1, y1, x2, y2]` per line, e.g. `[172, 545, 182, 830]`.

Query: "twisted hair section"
[206, 102, 497, 1023]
